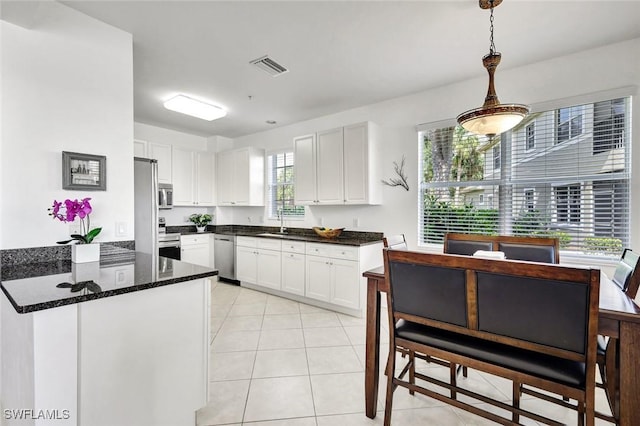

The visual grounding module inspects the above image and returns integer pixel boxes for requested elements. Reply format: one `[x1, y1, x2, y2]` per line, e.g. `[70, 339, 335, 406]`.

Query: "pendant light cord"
[489, 1, 496, 54]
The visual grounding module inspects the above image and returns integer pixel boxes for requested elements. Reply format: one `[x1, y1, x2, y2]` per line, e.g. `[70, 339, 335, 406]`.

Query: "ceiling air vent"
[250, 55, 289, 77]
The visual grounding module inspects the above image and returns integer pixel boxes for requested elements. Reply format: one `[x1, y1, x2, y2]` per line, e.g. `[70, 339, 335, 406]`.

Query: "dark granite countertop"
[167, 224, 383, 246]
[1, 250, 217, 314]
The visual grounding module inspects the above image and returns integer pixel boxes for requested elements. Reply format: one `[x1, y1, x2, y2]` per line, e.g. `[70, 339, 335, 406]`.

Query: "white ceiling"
[49, 1, 640, 138]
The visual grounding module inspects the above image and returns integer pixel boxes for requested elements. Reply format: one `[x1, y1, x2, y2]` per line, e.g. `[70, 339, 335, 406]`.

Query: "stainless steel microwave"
[158, 183, 173, 209]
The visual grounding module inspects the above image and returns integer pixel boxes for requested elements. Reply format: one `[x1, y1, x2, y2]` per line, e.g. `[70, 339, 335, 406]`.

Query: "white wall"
[135, 122, 209, 152]
[230, 38, 640, 252]
[1, 2, 134, 249]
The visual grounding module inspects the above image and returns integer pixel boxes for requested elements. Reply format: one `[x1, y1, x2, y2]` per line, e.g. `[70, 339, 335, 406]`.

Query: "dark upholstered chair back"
[383, 234, 408, 250]
[444, 233, 560, 264]
[387, 260, 467, 327]
[445, 240, 492, 256]
[612, 248, 640, 296]
[498, 242, 556, 264]
[476, 272, 590, 354]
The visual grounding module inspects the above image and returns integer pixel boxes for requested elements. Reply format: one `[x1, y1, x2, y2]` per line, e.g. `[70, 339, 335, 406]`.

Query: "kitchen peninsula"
[1, 246, 217, 426]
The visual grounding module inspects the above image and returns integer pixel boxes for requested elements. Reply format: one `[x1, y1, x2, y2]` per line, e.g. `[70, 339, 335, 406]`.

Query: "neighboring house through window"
[557, 106, 583, 143]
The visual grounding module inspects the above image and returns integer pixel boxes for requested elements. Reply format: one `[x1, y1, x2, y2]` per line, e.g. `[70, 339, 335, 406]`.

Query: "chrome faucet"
[278, 209, 287, 234]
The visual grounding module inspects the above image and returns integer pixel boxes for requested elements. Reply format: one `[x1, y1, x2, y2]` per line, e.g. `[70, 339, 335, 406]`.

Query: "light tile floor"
[198, 280, 615, 425]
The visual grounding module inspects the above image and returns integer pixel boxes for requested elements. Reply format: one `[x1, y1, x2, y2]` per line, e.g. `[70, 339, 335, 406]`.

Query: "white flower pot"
[196, 226, 206, 233]
[72, 243, 100, 263]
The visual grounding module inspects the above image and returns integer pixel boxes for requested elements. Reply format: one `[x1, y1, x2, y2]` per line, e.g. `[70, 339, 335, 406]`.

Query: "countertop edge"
[3, 269, 218, 315]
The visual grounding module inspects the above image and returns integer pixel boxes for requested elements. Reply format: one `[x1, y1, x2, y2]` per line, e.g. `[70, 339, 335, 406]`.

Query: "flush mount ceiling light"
[163, 95, 227, 121]
[457, 0, 529, 138]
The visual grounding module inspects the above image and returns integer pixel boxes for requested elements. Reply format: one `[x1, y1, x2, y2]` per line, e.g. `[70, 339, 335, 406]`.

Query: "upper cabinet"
[148, 142, 173, 184]
[172, 148, 215, 206]
[133, 139, 148, 158]
[294, 121, 380, 205]
[216, 147, 264, 206]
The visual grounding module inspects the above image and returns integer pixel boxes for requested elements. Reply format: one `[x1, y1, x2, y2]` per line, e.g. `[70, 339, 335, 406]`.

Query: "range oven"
[158, 232, 181, 260]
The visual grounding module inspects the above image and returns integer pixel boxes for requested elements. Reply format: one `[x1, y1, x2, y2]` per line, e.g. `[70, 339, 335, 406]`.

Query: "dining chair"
[382, 234, 408, 250]
[595, 248, 640, 423]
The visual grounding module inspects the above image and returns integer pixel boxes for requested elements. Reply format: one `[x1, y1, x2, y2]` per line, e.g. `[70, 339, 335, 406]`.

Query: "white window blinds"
[419, 95, 631, 257]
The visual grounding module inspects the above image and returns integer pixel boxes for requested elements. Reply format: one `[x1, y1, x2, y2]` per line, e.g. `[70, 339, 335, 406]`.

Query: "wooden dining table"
[363, 265, 640, 425]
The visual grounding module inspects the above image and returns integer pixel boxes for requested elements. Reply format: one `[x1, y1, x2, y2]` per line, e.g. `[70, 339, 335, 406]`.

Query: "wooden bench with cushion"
[444, 232, 560, 264]
[382, 249, 600, 426]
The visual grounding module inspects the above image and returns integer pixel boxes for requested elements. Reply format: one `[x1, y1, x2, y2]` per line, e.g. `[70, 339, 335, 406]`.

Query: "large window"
[418, 96, 631, 257]
[267, 151, 304, 219]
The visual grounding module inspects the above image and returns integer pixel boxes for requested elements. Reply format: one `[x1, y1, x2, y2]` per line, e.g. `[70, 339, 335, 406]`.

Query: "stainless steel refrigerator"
[134, 157, 159, 255]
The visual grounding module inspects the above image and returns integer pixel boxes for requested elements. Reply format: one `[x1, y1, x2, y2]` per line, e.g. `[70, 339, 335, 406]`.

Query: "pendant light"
[457, 0, 529, 138]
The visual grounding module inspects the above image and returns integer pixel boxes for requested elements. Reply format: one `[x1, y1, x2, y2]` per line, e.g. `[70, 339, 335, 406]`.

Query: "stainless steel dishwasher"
[214, 234, 238, 283]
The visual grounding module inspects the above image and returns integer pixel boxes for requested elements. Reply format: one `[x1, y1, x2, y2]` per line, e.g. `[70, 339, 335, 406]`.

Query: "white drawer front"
[281, 241, 305, 254]
[257, 238, 282, 251]
[306, 243, 358, 260]
[236, 236, 257, 248]
[328, 245, 359, 261]
[181, 234, 209, 246]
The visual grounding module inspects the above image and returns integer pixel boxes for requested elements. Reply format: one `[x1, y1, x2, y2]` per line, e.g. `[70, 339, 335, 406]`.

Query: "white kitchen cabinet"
[181, 234, 211, 267]
[343, 122, 381, 204]
[236, 245, 258, 284]
[305, 243, 360, 309]
[305, 255, 332, 302]
[148, 142, 173, 184]
[173, 148, 215, 206]
[316, 127, 344, 204]
[239, 236, 383, 317]
[216, 147, 264, 206]
[236, 237, 281, 289]
[256, 246, 282, 290]
[133, 139, 148, 157]
[172, 148, 195, 205]
[292, 134, 317, 205]
[281, 241, 306, 296]
[196, 152, 216, 205]
[293, 121, 380, 205]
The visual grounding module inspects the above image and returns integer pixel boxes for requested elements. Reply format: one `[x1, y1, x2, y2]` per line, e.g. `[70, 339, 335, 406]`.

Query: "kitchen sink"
[257, 233, 289, 238]
[256, 233, 312, 241]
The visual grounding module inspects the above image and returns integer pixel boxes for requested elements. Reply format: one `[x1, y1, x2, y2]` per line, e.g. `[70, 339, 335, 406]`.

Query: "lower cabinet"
[305, 243, 360, 310]
[281, 241, 306, 296]
[236, 236, 382, 316]
[236, 237, 281, 290]
[181, 234, 212, 267]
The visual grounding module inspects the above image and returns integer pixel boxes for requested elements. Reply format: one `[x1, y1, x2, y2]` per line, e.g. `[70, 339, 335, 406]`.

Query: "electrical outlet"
[115, 221, 127, 237]
[247, 216, 252, 223]
[318, 217, 323, 226]
[184, 216, 191, 222]
[69, 224, 81, 235]
[353, 218, 359, 228]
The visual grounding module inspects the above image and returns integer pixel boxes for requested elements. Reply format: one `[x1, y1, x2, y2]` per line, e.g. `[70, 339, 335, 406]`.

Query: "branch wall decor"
[381, 155, 409, 191]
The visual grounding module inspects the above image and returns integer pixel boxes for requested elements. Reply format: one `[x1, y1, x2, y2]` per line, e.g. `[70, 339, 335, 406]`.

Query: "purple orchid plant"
[48, 197, 102, 244]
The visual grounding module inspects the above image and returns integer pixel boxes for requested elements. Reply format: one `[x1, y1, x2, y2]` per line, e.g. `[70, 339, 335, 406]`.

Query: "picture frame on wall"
[62, 151, 106, 191]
